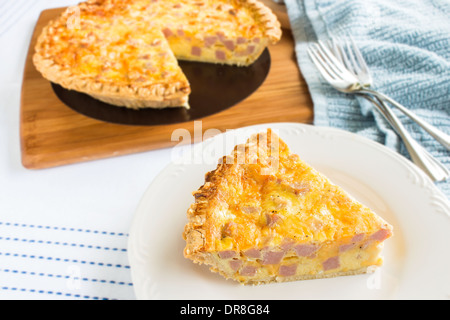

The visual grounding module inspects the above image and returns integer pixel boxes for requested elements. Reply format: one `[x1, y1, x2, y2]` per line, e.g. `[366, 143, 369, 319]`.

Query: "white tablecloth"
[0, 0, 176, 300]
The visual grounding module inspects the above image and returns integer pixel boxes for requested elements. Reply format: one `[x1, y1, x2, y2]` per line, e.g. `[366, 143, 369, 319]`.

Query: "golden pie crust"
[33, 0, 282, 109]
[183, 129, 393, 285]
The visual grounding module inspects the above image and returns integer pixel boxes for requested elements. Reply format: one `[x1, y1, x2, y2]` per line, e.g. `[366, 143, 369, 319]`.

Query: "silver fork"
[307, 41, 449, 182]
[329, 37, 450, 151]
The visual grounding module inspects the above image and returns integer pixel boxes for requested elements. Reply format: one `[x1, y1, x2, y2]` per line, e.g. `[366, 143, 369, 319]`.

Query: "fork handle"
[360, 89, 450, 151]
[363, 95, 449, 182]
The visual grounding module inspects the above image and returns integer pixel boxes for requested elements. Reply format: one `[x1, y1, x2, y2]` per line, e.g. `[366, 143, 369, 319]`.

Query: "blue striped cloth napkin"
[284, 0, 450, 198]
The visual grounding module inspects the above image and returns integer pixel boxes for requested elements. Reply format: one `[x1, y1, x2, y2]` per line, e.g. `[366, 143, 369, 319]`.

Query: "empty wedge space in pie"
[33, 0, 282, 109]
[183, 129, 393, 285]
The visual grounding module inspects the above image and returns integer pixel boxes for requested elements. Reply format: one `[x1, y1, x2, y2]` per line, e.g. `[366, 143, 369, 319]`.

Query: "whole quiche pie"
[33, 0, 282, 109]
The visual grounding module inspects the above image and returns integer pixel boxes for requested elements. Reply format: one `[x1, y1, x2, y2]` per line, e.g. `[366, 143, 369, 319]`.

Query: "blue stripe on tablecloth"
[0, 221, 134, 300]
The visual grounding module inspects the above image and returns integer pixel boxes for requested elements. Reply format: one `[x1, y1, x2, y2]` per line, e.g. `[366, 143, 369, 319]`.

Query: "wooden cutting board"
[20, 4, 313, 170]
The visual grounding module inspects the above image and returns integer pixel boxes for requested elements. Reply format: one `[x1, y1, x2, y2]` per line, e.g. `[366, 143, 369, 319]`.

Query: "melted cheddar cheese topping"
[199, 130, 391, 252]
[36, 0, 271, 89]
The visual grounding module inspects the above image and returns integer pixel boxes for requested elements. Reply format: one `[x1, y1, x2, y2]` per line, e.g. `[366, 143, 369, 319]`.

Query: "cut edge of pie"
[33, 45, 192, 110]
[183, 129, 393, 285]
[33, 40, 192, 110]
[33, 0, 282, 110]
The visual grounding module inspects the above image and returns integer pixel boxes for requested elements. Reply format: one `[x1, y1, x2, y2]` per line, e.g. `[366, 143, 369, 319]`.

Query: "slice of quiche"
[33, 0, 282, 109]
[183, 129, 393, 285]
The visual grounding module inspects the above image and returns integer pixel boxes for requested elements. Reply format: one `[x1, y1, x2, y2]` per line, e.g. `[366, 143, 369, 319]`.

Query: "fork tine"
[328, 38, 342, 64]
[339, 36, 372, 86]
[317, 40, 351, 76]
[349, 36, 369, 74]
[309, 44, 343, 80]
[313, 42, 358, 84]
[329, 37, 355, 76]
[307, 45, 338, 83]
[344, 39, 362, 75]
[308, 42, 360, 88]
[329, 38, 341, 61]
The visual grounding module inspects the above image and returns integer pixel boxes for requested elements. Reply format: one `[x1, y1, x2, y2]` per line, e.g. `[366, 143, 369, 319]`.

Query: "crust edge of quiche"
[246, 0, 283, 45]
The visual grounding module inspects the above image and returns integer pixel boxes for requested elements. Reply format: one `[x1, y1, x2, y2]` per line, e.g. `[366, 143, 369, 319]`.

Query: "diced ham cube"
[280, 240, 295, 252]
[243, 248, 261, 259]
[221, 221, 237, 238]
[223, 40, 235, 51]
[340, 233, 366, 252]
[279, 264, 297, 277]
[294, 244, 318, 257]
[323, 256, 340, 271]
[247, 45, 255, 54]
[215, 50, 226, 61]
[204, 36, 218, 47]
[262, 251, 284, 265]
[273, 196, 289, 209]
[229, 260, 243, 271]
[352, 233, 365, 242]
[191, 46, 202, 57]
[218, 250, 236, 259]
[162, 28, 173, 38]
[265, 213, 281, 227]
[370, 229, 392, 242]
[289, 182, 310, 196]
[241, 206, 261, 214]
[237, 37, 247, 44]
[240, 265, 257, 276]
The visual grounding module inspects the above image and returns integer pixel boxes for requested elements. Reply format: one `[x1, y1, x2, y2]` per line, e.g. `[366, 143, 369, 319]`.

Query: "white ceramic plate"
[128, 123, 450, 300]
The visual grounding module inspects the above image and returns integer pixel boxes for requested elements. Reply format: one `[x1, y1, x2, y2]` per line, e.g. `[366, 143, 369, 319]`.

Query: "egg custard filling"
[183, 129, 393, 285]
[33, 0, 281, 109]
